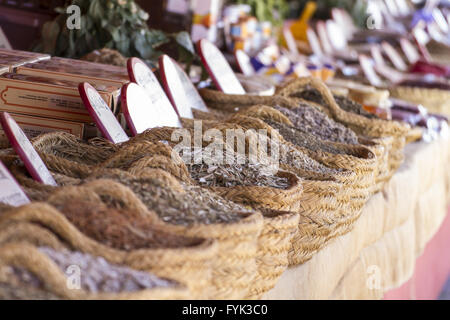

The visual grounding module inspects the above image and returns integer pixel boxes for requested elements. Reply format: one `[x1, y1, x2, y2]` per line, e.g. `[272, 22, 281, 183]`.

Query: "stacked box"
[0, 72, 120, 123]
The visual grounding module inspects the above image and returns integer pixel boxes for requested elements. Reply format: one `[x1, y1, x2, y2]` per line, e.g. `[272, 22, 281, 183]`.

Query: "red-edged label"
[371, 45, 386, 67]
[0, 112, 57, 186]
[381, 41, 408, 71]
[316, 21, 333, 55]
[359, 54, 383, 87]
[159, 55, 208, 119]
[235, 50, 255, 76]
[306, 28, 323, 57]
[197, 39, 246, 95]
[326, 20, 347, 51]
[400, 38, 420, 64]
[78, 82, 129, 144]
[121, 82, 182, 136]
[0, 160, 30, 206]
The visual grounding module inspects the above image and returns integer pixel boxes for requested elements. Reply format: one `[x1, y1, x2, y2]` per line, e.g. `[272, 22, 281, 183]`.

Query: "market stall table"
[264, 136, 450, 300]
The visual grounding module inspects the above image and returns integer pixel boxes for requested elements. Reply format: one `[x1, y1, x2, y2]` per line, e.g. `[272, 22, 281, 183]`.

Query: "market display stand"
[264, 137, 450, 300]
[384, 207, 450, 300]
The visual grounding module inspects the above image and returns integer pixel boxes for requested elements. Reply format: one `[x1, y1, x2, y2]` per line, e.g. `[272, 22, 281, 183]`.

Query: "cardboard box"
[0, 65, 8, 75]
[0, 49, 50, 71]
[0, 113, 84, 143]
[17, 57, 129, 88]
[0, 73, 120, 123]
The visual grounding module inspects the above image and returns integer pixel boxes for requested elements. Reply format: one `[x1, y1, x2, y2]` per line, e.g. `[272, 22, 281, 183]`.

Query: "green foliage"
[287, 0, 369, 27]
[33, 0, 197, 67]
[232, 0, 290, 26]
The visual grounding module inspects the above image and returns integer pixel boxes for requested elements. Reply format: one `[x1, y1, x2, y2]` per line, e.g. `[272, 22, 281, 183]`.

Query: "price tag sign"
[121, 83, 182, 136]
[235, 50, 255, 76]
[78, 83, 129, 144]
[359, 55, 384, 87]
[381, 41, 408, 71]
[326, 20, 347, 51]
[0, 161, 30, 207]
[306, 28, 323, 57]
[197, 39, 246, 95]
[0, 112, 57, 186]
[400, 38, 420, 64]
[370, 45, 386, 67]
[316, 21, 333, 55]
[159, 55, 209, 119]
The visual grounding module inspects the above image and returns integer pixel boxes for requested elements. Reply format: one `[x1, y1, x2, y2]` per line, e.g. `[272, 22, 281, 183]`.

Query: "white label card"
[198, 39, 246, 95]
[359, 55, 384, 87]
[81, 84, 129, 144]
[0, 161, 30, 207]
[381, 42, 408, 71]
[400, 38, 420, 64]
[307, 28, 323, 57]
[235, 50, 255, 76]
[0, 112, 57, 186]
[160, 55, 209, 119]
[316, 22, 333, 55]
[128, 58, 182, 129]
[326, 20, 347, 51]
[122, 83, 181, 135]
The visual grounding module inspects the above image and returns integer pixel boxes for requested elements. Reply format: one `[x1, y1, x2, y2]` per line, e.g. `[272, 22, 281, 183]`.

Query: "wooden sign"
[0, 160, 30, 207]
[0, 112, 57, 186]
[121, 82, 182, 136]
[381, 41, 408, 71]
[358, 54, 384, 87]
[197, 39, 246, 95]
[78, 83, 129, 144]
[235, 50, 255, 76]
[159, 55, 208, 119]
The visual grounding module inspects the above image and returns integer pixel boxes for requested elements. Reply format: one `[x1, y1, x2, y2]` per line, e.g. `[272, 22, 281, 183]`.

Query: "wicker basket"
[0, 242, 189, 300]
[82, 168, 266, 300]
[276, 77, 410, 182]
[389, 85, 450, 117]
[0, 200, 216, 299]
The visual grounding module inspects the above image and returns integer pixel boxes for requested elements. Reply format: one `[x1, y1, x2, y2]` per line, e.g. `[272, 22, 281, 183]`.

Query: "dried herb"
[274, 105, 359, 144]
[266, 120, 348, 155]
[92, 171, 253, 226]
[292, 87, 377, 119]
[49, 193, 201, 251]
[4, 247, 176, 295]
[183, 147, 289, 189]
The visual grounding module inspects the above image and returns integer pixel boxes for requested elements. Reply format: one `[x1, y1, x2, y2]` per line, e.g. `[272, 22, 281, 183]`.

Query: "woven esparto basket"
[98, 132, 305, 297]
[231, 106, 378, 193]
[83, 168, 265, 300]
[153, 122, 367, 266]
[30, 132, 118, 179]
[0, 242, 189, 300]
[389, 86, 450, 117]
[275, 77, 410, 182]
[0, 200, 216, 299]
[248, 209, 300, 299]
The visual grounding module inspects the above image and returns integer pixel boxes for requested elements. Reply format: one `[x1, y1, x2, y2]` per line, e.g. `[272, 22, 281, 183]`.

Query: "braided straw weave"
[84, 168, 266, 300]
[231, 106, 377, 192]
[276, 77, 410, 182]
[0, 199, 216, 299]
[389, 86, 450, 117]
[0, 242, 189, 300]
[100, 132, 304, 296]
